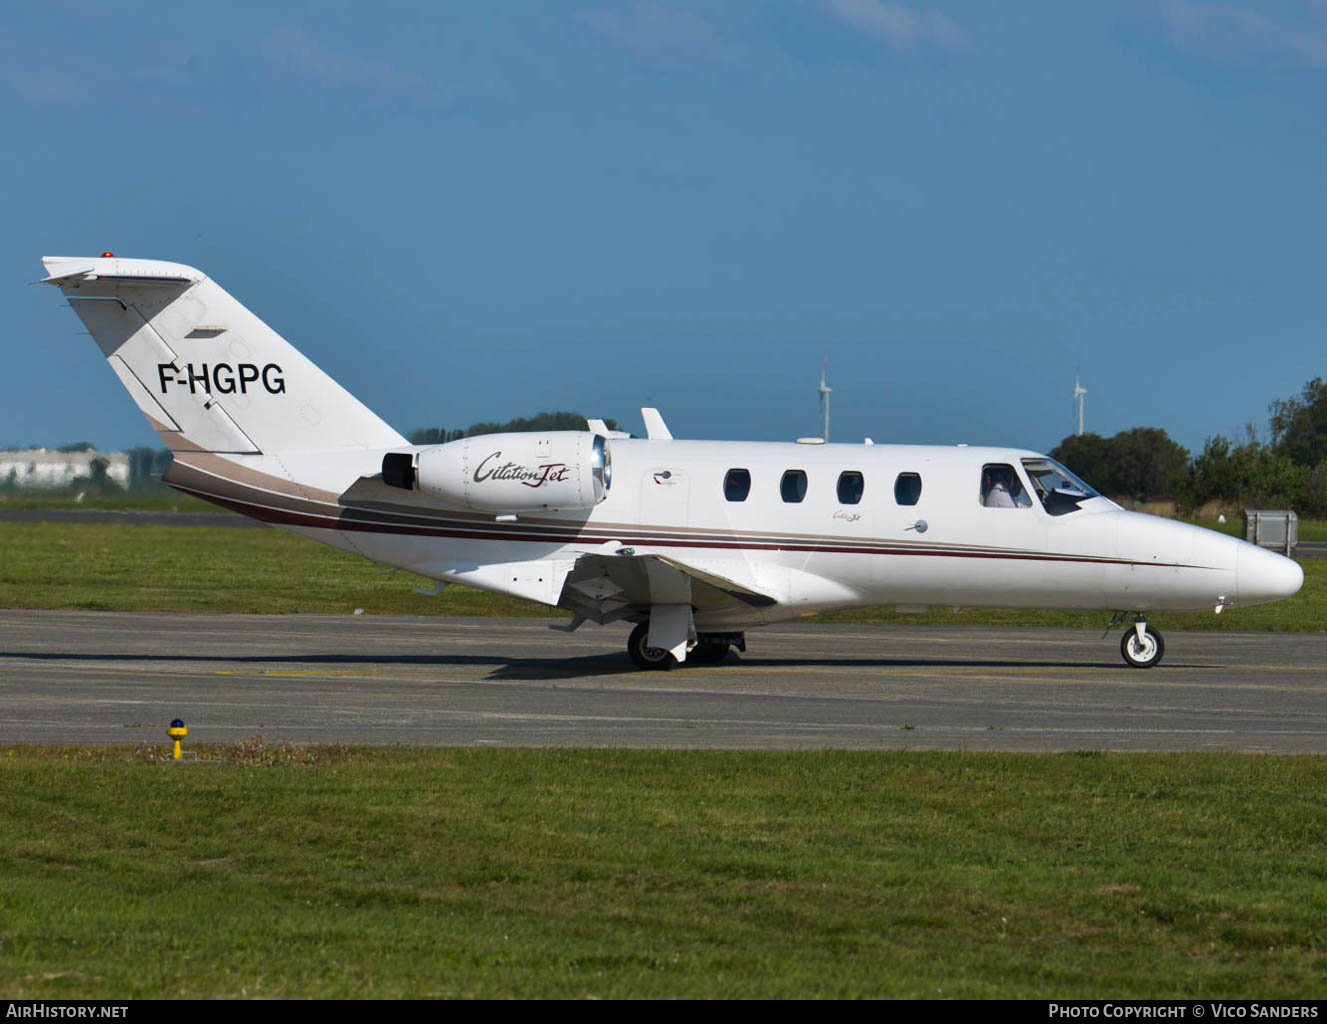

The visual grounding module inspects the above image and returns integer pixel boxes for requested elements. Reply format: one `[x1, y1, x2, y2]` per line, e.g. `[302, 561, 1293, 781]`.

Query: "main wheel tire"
[1120, 625, 1165, 668]
[687, 640, 731, 666]
[628, 623, 677, 671]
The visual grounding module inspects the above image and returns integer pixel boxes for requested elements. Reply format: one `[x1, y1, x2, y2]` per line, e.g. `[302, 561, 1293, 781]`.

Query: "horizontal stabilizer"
[41, 257, 199, 288]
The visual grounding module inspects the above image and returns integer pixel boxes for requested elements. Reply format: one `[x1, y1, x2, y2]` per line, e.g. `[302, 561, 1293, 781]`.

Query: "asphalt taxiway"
[1, 610, 1323, 752]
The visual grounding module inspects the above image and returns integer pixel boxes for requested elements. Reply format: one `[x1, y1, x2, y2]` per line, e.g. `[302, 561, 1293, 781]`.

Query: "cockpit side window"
[981, 463, 1033, 509]
[1020, 458, 1099, 516]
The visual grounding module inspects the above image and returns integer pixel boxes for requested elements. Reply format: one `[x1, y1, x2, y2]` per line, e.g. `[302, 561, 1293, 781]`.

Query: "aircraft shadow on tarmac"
[2, 648, 1162, 679]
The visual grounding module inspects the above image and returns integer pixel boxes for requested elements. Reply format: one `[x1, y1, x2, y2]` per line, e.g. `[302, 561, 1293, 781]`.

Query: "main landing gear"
[1113, 613, 1165, 669]
[626, 623, 744, 671]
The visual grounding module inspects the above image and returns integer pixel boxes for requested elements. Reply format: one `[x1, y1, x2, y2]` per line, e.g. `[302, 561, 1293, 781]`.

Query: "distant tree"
[1178, 436, 1305, 512]
[1173, 376, 1327, 515]
[1108, 427, 1189, 500]
[1050, 427, 1188, 500]
[126, 447, 174, 489]
[463, 412, 619, 437]
[1269, 376, 1327, 468]
[1048, 433, 1113, 491]
[1298, 464, 1327, 518]
[57, 441, 96, 453]
[409, 413, 619, 445]
[408, 427, 465, 445]
[67, 455, 124, 495]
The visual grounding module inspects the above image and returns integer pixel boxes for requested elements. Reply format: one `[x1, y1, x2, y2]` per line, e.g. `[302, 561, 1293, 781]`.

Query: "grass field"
[3, 517, 1322, 1000]
[0, 490, 224, 514]
[0, 521, 1322, 630]
[2, 746, 1324, 999]
[0, 522, 541, 617]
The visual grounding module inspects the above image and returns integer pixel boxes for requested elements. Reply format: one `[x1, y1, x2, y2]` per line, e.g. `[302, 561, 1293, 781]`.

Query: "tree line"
[13, 383, 1327, 517]
[1049, 377, 1327, 515]
[408, 411, 619, 446]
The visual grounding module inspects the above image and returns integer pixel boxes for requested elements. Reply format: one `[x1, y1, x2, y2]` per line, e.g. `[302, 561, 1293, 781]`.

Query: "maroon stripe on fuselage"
[170, 482, 1212, 570]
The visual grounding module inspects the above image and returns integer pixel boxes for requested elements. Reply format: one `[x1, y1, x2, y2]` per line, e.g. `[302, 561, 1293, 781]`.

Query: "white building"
[0, 448, 131, 488]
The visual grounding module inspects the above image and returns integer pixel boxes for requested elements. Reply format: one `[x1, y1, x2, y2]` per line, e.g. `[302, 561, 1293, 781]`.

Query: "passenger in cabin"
[981, 466, 1032, 508]
[983, 471, 1016, 507]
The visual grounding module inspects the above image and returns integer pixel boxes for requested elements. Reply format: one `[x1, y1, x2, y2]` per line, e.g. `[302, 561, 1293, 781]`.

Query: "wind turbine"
[1073, 369, 1087, 436]
[819, 357, 832, 442]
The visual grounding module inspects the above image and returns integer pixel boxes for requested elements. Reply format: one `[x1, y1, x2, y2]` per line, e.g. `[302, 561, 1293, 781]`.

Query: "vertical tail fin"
[41, 256, 405, 454]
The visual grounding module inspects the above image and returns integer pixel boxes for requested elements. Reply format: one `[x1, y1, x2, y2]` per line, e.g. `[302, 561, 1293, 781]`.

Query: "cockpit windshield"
[1020, 458, 1100, 517]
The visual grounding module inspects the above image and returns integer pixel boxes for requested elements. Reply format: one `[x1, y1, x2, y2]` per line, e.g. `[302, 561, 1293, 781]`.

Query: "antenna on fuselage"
[818, 356, 831, 442]
[1073, 368, 1087, 436]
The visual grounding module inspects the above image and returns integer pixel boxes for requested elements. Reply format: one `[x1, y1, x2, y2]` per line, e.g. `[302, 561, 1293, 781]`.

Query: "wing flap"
[558, 551, 779, 623]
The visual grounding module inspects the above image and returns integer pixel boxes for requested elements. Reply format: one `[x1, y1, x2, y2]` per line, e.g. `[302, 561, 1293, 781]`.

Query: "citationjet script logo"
[474, 452, 570, 489]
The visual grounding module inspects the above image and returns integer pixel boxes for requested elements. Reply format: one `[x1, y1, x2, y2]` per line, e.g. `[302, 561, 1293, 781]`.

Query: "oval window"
[780, 470, 808, 503]
[724, 468, 751, 502]
[837, 471, 864, 505]
[894, 472, 922, 506]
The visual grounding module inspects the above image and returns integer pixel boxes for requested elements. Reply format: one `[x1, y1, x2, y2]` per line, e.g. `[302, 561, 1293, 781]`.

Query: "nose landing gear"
[1114, 613, 1165, 668]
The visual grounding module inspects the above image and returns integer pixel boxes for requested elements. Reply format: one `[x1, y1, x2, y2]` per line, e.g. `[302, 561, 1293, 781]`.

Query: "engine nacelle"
[382, 432, 611, 513]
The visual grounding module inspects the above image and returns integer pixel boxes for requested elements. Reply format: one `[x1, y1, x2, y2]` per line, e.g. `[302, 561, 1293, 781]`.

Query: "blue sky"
[4, 1, 1325, 456]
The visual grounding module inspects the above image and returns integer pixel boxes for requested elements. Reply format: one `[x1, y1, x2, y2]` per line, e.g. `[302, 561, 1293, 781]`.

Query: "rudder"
[41, 256, 405, 454]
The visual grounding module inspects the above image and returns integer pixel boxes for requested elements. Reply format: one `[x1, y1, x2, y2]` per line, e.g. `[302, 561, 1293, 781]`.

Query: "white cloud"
[8, 67, 85, 103]
[262, 27, 461, 107]
[1159, 0, 1327, 69]
[579, 3, 741, 65]
[825, 0, 965, 51]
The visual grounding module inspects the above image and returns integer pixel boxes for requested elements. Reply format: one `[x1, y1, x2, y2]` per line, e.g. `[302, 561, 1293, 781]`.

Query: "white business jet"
[40, 256, 1304, 670]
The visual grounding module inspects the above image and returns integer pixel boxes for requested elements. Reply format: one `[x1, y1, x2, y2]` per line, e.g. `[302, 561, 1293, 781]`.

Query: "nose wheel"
[1119, 618, 1165, 668]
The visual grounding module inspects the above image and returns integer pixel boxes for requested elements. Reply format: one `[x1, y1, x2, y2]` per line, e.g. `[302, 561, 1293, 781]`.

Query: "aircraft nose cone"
[1236, 543, 1304, 607]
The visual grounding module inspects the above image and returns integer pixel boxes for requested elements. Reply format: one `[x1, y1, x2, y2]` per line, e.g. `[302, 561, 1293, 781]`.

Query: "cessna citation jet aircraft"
[40, 256, 1304, 669]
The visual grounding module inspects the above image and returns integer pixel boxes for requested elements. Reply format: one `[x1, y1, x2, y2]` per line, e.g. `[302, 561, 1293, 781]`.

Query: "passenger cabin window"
[1021, 458, 1100, 516]
[837, 471, 864, 505]
[980, 463, 1033, 508]
[781, 470, 808, 503]
[724, 468, 751, 502]
[894, 472, 922, 506]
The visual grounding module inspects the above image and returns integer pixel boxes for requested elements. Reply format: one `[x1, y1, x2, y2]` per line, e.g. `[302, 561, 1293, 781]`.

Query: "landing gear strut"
[688, 633, 745, 666]
[628, 622, 677, 671]
[626, 624, 745, 671]
[1118, 614, 1165, 669]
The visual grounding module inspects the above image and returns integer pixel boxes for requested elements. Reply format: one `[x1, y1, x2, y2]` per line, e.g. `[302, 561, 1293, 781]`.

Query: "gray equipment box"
[1242, 509, 1298, 556]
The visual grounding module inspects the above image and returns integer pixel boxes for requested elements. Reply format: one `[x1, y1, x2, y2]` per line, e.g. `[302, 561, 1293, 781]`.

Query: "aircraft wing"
[558, 550, 778, 624]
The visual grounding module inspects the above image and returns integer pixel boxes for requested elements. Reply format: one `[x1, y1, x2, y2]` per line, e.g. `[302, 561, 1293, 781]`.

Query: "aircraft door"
[640, 466, 691, 529]
[974, 462, 1052, 600]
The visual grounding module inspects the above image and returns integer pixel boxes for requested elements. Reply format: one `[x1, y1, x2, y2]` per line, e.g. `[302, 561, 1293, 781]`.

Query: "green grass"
[1188, 517, 1327, 542]
[1, 746, 1323, 999]
[1, 521, 1323, 630]
[0, 490, 224, 513]
[0, 522, 547, 617]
